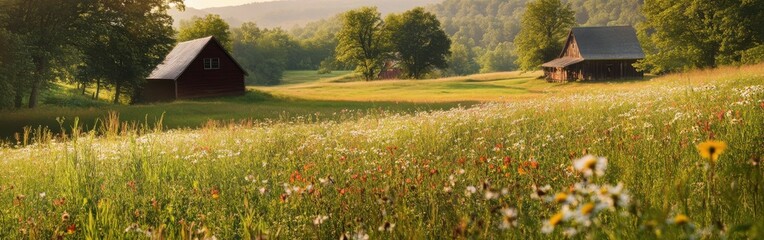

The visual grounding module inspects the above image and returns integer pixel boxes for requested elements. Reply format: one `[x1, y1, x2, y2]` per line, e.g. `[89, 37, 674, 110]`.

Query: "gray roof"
[541, 57, 584, 68]
[147, 36, 212, 80]
[147, 36, 247, 80]
[568, 26, 645, 60]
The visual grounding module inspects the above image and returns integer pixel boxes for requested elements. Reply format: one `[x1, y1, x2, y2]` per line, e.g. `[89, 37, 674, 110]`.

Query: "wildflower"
[61, 211, 70, 222]
[669, 214, 690, 225]
[39, 192, 46, 199]
[352, 229, 369, 240]
[211, 189, 220, 200]
[66, 224, 76, 234]
[553, 192, 570, 204]
[124, 223, 141, 233]
[580, 203, 595, 216]
[484, 189, 499, 200]
[542, 211, 565, 234]
[245, 174, 255, 182]
[465, 186, 477, 197]
[313, 215, 328, 225]
[498, 207, 518, 229]
[696, 140, 727, 163]
[378, 221, 395, 232]
[531, 184, 552, 199]
[573, 155, 607, 177]
[259, 187, 267, 195]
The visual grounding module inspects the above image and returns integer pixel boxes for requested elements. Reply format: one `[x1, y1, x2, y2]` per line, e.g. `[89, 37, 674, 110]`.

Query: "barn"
[542, 26, 645, 82]
[141, 36, 247, 102]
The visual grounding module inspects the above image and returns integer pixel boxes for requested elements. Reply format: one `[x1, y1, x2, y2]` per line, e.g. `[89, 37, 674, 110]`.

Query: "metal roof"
[147, 36, 247, 80]
[569, 26, 645, 60]
[541, 57, 584, 68]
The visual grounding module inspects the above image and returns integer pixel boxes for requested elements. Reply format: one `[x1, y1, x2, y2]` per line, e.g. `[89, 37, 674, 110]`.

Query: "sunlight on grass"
[0, 65, 762, 238]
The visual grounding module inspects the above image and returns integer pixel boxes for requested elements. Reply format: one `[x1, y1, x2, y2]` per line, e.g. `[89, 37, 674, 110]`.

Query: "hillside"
[1, 65, 762, 238]
[169, 0, 444, 28]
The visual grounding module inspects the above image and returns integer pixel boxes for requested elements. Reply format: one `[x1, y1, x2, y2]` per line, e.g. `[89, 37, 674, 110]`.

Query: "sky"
[184, 0, 276, 9]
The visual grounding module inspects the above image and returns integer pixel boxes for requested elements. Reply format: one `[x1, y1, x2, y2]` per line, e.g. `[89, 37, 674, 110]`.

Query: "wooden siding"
[176, 41, 246, 99]
[544, 60, 643, 82]
[562, 36, 581, 58]
[140, 79, 176, 102]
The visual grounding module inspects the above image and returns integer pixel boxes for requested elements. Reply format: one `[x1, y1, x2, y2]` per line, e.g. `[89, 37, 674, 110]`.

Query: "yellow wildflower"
[696, 140, 727, 163]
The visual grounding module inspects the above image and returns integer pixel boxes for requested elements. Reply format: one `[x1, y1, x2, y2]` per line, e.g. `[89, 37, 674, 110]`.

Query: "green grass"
[279, 70, 355, 85]
[0, 64, 762, 238]
[0, 88, 472, 141]
[258, 70, 662, 102]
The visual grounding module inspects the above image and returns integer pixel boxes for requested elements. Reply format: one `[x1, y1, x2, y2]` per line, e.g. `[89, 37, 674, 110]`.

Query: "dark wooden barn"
[141, 36, 247, 102]
[542, 26, 645, 82]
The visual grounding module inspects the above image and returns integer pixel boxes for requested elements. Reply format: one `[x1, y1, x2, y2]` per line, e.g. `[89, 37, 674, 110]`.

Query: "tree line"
[0, 0, 182, 109]
[2, 0, 762, 109]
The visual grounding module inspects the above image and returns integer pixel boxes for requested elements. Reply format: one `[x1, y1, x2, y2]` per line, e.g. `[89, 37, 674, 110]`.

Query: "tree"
[336, 7, 389, 81]
[3, 0, 81, 108]
[385, 7, 451, 79]
[0, 28, 33, 109]
[637, 0, 764, 74]
[478, 42, 516, 73]
[447, 40, 479, 76]
[514, 0, 575, 71]
[177, 14, 232, 52]
[78, 0, 180, 103]
[232, 23, 291, 85]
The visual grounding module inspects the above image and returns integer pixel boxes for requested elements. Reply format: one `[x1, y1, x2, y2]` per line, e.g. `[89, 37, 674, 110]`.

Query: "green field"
[1, 65, 763, 238]
[278, 70, 355, 85]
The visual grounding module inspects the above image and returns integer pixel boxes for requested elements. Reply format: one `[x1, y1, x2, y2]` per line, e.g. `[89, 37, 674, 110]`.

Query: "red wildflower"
[66, 224, 76, 234]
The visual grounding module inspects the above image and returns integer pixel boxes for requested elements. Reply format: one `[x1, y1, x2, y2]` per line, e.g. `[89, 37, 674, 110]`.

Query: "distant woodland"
[1, 0, 762, 109]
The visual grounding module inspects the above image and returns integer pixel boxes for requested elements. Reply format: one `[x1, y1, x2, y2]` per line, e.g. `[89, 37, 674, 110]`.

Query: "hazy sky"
[184, 0, 275, 9]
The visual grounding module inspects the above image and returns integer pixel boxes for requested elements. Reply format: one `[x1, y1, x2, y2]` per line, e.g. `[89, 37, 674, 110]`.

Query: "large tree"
[514, 0, 575, 71]
[637, 0, 764, 74]
[385, 7, 451, 79]
[177, 14, 232, 52]
[0, 28, 34, 109]
[336, 7, 389, 81]
[232, 22, 293, 86]
[2, 0, 81, 108]
[78, 0, 180, 103]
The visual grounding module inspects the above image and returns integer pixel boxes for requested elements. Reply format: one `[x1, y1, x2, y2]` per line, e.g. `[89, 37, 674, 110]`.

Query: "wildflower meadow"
[1, 66, 763, 239]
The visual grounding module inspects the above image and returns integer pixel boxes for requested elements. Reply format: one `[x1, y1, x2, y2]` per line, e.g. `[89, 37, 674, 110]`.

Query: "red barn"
[141, 36, 247, 102]
[542, 26, 645, 82]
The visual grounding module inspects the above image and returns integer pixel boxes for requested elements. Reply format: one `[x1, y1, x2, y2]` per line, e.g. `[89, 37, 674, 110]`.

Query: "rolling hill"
[170, 0, 445, 28]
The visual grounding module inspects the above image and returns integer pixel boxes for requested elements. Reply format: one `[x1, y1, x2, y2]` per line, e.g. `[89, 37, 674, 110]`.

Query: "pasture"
[0, 64, 763, 239]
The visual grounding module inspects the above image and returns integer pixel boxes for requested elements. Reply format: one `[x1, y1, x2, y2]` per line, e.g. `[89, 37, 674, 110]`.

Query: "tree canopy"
[385, 8, 451, 79]
[514, 0, 575, 71]
[336, 7, 389, 81]
[177, 14, 233, 52]
[637, 0, 764, 74]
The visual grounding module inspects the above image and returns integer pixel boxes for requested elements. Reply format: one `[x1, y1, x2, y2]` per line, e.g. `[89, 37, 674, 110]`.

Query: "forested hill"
[429, 0, 643, 49]
[169, 0, 444, 28]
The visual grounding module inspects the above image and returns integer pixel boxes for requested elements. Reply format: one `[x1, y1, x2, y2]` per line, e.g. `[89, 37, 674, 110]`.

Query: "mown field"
[0, 65, 763, 239]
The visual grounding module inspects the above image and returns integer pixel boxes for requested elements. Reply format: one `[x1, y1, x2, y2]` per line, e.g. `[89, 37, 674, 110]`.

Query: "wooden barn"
[542, 26, 645, 82]
[141, 36, 247, 102]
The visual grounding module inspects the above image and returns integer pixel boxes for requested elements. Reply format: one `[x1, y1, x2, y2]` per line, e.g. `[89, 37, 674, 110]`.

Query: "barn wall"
[580, 60, 642, 81]
[176, 42, 246, 99]
[563, 37, 581, 58]
[140, 79, 176, 102]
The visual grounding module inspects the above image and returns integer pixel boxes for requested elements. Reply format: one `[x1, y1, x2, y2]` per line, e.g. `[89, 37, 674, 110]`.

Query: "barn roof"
[147, 36, 246, 80]
[541, 57, 584, 68]
[569, 26, 645, 60]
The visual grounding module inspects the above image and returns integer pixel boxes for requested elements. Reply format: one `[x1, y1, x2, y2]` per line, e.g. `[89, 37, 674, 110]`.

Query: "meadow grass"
[278, 70, 355, 85]
[0, 65, 763, 239]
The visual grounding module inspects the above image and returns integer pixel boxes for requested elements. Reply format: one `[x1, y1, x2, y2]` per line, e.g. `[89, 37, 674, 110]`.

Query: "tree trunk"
[113, 81, 121, 104]
[28, 56, 48, 108]
[14, 92, 23, 109]
[95, 79, 101, 100]
[28, 80, 40, 108]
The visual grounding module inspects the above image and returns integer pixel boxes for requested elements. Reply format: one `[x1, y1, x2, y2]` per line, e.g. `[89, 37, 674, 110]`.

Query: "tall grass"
[0, 66, 763, 239]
